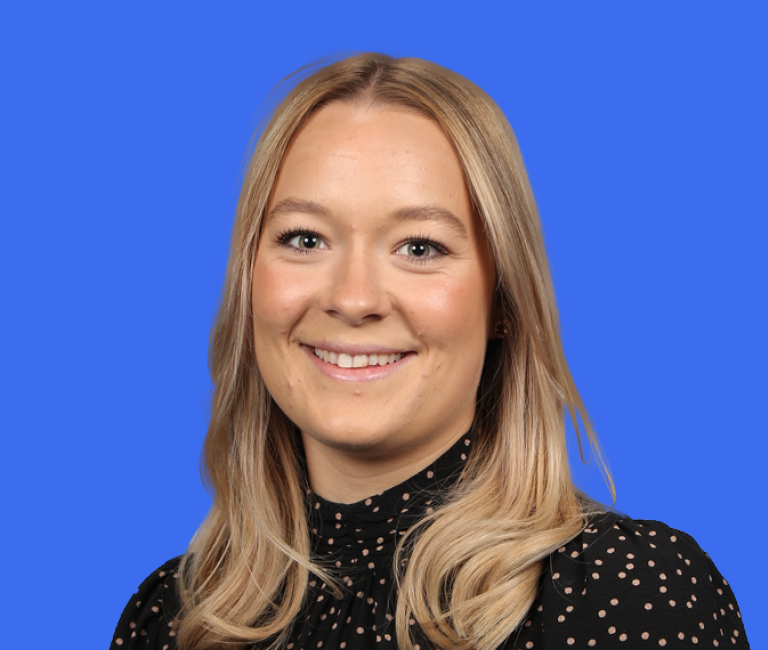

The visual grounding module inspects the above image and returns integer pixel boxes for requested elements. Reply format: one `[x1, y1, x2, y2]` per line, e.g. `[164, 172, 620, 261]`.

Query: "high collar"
[307, 431, 472, 575]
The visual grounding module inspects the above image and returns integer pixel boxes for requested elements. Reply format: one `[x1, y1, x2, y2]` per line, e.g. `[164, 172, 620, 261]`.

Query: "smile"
[313, 347, 405, 368]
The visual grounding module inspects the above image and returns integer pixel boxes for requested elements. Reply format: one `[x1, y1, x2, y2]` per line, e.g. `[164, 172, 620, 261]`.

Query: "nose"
[320, 248, 391, 326]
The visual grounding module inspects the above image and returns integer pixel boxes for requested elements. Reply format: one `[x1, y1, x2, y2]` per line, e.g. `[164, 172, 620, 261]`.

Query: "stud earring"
[494, 318, 509, 339]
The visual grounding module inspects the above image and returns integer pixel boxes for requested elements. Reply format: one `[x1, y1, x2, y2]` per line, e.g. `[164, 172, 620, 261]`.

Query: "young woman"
[112, 53, 749, 650]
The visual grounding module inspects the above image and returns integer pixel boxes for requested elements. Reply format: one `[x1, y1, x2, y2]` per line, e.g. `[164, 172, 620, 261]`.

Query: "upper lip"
[302, 341, 411, 356]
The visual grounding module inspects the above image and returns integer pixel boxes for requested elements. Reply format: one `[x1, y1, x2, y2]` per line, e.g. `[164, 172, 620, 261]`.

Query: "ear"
[488, 292, 506, 340]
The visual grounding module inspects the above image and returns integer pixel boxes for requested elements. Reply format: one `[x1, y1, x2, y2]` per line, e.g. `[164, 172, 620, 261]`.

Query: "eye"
[395, 238, 448, 263]
[277, 229, 329, 253]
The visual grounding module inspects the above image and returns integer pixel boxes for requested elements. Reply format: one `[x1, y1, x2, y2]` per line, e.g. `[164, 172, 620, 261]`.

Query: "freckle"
[354, 390, 361, 396]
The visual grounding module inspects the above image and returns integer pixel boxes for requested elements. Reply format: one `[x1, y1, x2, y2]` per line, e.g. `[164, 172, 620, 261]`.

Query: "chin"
[299, 416, 409, 454]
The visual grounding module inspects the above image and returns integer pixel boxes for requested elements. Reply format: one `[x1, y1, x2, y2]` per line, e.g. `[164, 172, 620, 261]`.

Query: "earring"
[494, 318, 509, 339]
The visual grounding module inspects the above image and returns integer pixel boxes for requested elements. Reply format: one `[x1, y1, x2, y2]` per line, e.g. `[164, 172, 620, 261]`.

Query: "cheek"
[251, 261, 314, 337]
[410, 276, 491, 343]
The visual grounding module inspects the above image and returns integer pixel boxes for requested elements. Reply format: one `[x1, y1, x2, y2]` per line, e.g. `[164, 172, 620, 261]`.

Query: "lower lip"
[302, 345, 412, 382]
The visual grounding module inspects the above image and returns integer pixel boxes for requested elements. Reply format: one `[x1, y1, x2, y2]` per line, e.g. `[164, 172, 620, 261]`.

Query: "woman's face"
[252, 102, 495, 486]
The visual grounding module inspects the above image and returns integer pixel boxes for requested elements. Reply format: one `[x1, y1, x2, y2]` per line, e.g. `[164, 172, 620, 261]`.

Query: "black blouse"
[112, 434, 749, 649]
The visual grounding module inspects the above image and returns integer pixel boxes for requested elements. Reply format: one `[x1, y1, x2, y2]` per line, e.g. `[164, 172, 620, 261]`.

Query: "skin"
[251, 102, 496, 503]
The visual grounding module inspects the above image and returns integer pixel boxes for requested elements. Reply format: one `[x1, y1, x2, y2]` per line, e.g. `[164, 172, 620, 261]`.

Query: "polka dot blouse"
[112, 435, 750, 649]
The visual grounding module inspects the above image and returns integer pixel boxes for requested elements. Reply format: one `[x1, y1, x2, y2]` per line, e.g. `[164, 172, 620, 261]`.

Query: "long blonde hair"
[177, 53, 612, 650]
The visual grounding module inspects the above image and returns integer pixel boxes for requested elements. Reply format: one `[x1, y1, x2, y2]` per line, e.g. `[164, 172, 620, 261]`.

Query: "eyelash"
[275, 227, 449, 263]
[276, 227, 324, 255]
[397, 235, 449, 265]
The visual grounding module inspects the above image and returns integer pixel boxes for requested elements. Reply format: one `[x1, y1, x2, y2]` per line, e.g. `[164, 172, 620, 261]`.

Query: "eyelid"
[275, 227, 329, 253]
[394, 236, 450, 264]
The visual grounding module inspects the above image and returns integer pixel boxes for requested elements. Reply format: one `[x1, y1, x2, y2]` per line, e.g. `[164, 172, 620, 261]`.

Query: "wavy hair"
[176, 53, 613, 650]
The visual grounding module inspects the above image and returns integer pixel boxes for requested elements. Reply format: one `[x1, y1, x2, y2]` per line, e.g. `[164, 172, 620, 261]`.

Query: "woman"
[112, 53, 749, 649]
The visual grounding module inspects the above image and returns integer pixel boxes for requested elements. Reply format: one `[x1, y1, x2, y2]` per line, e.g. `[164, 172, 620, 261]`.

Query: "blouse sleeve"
[110, 557, 183, 650]
[528, 515, 750, 648]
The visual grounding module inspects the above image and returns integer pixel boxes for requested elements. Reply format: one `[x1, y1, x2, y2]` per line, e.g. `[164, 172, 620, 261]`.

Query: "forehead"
[267, 103, 481, 234]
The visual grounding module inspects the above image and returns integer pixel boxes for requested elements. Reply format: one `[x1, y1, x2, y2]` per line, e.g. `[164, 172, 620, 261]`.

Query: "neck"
[301, 429, 469, 504]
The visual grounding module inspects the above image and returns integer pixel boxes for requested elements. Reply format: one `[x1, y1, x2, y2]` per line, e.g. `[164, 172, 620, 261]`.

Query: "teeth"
[314, 347, 404, 368]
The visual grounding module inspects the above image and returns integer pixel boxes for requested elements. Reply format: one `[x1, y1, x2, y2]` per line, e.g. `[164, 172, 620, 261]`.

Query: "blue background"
[2, 2, 765, 647]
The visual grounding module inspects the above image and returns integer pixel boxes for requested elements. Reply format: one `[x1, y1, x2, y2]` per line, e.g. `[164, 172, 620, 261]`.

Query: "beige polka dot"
[567, 638, 575, 645]
[610, 598, 619, 606]
[619, 633, 627, 641]
[669, 600, 676, 607]
[598, 609, 606, 618]
[659, 639, 667, 646]
[588, 640, 596, 647]
[608, 626, 616, 634]
[644, 603, 653, 610]
[642, 632, 650, 640]
[356, 627, 364, 634]
[558, 615, 566, 622]
[115, 640, 123, 647]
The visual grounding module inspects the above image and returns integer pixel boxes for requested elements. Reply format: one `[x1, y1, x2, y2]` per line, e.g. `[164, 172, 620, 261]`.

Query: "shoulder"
[111, 557, 183, 649]
[522, 513, 749, 647]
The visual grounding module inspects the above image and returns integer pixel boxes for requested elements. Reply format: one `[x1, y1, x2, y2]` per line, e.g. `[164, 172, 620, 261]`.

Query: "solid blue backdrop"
[1, 2, 765, 648]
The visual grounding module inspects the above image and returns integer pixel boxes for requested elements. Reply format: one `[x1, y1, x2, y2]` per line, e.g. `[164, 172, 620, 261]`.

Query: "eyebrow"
[267, 198, 330, 220]
[390, 204, 468, 238]
[266, 198, 468, 238]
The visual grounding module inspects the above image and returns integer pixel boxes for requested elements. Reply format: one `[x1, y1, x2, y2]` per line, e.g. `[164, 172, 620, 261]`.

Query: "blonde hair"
[177, 53, 613, 650]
